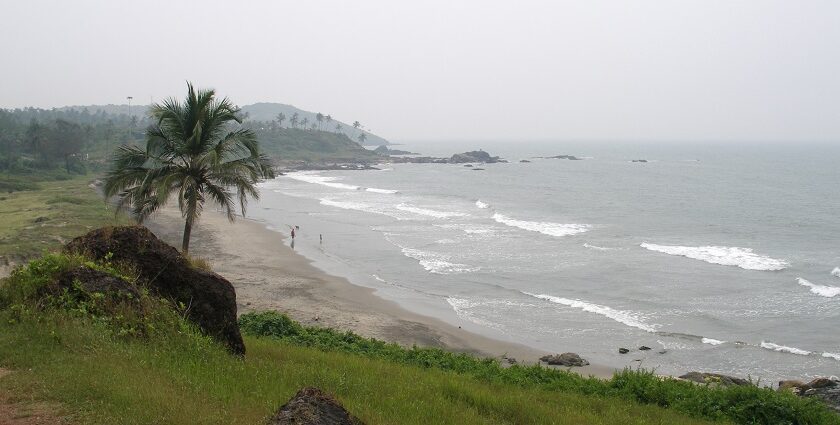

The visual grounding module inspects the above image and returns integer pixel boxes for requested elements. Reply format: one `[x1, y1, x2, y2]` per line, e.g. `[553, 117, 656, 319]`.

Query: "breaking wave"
[702, 338, 726, 346]
[493, 214, 590, 237]
[286, 171, 360, 190]
[639, 243, 789, 271]
[522, 292, 658, 332]
[401, 247, 479, 274]
[365, 187, 398, 194]
[396, 203, 469, 219]
[475, 200, 490, 209]
[832, 267, 840, 278]
[822, 352, 840, 361]
[760, 341, 812, 356]
[796, 278, 840, 298]
[583, 243, 615, 251]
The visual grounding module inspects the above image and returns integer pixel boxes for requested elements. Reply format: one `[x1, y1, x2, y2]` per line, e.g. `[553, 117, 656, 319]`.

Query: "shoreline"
[145, 205, 616, 378]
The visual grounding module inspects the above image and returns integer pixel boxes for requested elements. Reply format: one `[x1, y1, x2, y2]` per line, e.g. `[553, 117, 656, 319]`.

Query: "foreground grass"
[0, 175, 127, 261]
[0, 313, 717, 425]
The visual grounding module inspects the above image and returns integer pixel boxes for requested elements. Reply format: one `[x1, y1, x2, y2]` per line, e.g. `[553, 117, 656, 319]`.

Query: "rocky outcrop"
[631, 159, 648, 163]
[449, 150, 500, 164]
[539, 353, 590, 367]
[779, 378, 840, 413]
[618, 348, 629, 354]
[679, 372, 752, 387]
[374, 145, 418, 156]
[268, 387, 364, 425]
[39, 266, 141, 306]
[536, 155, 581, 160]
[65, 226, 245, 355]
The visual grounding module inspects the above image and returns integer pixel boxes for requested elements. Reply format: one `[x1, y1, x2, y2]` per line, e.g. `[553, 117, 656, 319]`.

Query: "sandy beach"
[145, 205, 615, 377]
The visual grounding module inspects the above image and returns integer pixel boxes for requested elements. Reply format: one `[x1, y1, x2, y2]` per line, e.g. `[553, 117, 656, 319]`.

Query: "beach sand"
[145, 206, 615, 377]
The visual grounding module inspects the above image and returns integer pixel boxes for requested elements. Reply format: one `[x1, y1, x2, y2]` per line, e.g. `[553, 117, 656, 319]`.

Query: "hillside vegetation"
[246, 127, 379, 163]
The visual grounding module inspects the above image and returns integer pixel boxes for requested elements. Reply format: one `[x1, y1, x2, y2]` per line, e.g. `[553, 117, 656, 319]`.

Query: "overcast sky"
[1, 0, 838, 142]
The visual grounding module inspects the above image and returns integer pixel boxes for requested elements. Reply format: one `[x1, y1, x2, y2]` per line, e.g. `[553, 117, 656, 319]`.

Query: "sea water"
[251, 141, 840, 381]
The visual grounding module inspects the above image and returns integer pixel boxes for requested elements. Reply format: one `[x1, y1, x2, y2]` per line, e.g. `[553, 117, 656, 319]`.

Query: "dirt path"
[0, 369, 69, 425]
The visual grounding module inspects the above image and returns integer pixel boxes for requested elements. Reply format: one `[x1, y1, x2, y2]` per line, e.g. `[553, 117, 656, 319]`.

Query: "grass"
[0, 175, 129, 262]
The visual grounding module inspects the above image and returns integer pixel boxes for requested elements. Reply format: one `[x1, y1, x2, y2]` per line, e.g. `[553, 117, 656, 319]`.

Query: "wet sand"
[143, 206, 616, 377]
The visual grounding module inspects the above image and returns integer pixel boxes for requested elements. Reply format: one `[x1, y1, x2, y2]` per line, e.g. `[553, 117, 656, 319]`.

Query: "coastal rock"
[449, 150, 500, 164]
[373, 145, 418, 156]
[464, 164, 473, 167]
[679, 372, 752, 387]
[779, 378, 840, 413]
[65, 226, 245, 355]
[539, 352, 590, 367]
[472, 168, 485, 171]
[639, 346, 651, 351]
[268, 387, 364, 425]
[519, 159, 531, 163]
[618, 348, 630, 354]
[631, 159, 648, 163]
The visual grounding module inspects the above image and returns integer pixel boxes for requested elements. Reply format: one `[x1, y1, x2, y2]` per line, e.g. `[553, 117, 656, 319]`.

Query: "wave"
[475, 200, 490, 209]
[639, 243, 789, 271]
[760, 341, 812, 356]
[523, 292, 658, 332]
[701, 337, 726, 346]
[832, 267, 840, 278]
[796, 278, 840, 298]
[396, 203, 469, 219]
[493, 213, 590, 237]
[823, 352, 840, 361]
[365, 187, 398, 194]
[583, 243, 614, 251]
[286, 171, 360, 190]
[401, 247, 479, 274]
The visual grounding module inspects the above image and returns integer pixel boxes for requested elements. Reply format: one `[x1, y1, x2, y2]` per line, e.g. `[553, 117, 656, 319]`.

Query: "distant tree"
[325, 115, 332, 131]
[103, 83, 274, 254]
[315, 112, 324, 131]
[357, 133, 367, 144]
[310, 123, 317, 131]
[301, 117, 309, 130]
[275, 112, 286, 128]
[290, 112, 299, 129]
[335, 123, 342, 134]
[352, 121, 361, 130]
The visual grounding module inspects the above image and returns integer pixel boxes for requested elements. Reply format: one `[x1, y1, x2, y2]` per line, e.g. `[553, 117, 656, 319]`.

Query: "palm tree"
[357, 133, 367, 144]
[325, 115, 333, 131]
[290, 112, 299, 129]
[353, 121, 361, 130]
[301, 117, 309, 130]
[335, 123, 342, 134]
[315, 112, 324, 131]
[103, 83, 274, 254]
[275, 112, 286, 128]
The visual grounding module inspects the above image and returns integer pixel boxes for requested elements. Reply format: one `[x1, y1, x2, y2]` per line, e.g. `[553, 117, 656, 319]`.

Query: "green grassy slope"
[252, 128, 380, 163]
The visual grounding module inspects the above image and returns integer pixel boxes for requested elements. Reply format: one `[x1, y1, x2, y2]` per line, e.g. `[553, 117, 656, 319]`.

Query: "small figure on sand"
[290, 227, 296, 240]
[319, 234, 323, 244]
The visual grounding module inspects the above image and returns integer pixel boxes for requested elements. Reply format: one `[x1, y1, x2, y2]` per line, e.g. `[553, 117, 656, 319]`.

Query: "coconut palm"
[103, 83, 275, 254]
[275, 112, 286, 128]
[315, 112, 324, 131]
[335, 123, 342, 133]
[301, 117, 309, 130]
[325, 115, 332, 131]
[353, 121, 361, 130]
[290, 112, 299, 129]
[357, 133, 367, 144]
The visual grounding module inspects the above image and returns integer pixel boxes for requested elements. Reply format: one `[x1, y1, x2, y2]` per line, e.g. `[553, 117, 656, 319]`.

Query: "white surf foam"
[493, 213, 590, 237]
[583, 243, 614, 251]
[396, 203, 469, 219]
[760, 341, 812, 356]
[401, 247, 479, 274]
[475, 200, 490, 209]
[832, 267, 840, 278]
[639, 243, 789, 271]
[702, 338, 726, 346]
[796, 278, 840, 298]
[822, 352, 840, 361]
[365, 187, 398, 194]
[523, 292, 658, 333]
[286, 171, 360, 190]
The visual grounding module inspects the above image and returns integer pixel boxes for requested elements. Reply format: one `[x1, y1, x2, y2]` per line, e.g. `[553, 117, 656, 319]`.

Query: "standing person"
[291, 227, 295, 240]
[319, 234, 323, 244]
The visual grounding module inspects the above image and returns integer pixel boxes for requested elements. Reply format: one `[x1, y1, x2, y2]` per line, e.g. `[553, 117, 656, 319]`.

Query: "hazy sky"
[2, 0, 839, 142]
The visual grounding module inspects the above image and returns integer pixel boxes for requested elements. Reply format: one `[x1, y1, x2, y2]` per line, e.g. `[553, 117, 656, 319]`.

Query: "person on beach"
[291, 228, 295, 240]
[319, 234, 323, 244]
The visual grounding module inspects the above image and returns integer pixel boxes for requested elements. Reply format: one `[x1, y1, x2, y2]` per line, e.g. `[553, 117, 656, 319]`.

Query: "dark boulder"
[639, 346, 651, 351]
[779, 378, 840, 413]
[65, 226, 245, 355]
[679, 372, 752, 387]
[41, 266, 141, 304]
[519, 159, 531, 163]
[268, 387, 364, 425]
[449, 150, 500, 164]
[539, 352, 589, 367]
[619, 348, 630, 354]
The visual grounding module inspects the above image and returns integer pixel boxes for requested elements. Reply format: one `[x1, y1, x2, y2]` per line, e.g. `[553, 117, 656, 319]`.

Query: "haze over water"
[252, 141, 840, 381]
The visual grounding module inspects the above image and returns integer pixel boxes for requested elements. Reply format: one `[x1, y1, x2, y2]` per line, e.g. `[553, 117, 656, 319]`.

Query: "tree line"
[271, 112, 369, 144]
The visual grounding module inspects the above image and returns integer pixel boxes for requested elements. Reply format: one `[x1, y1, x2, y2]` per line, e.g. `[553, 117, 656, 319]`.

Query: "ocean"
[251, 141, 840, 381]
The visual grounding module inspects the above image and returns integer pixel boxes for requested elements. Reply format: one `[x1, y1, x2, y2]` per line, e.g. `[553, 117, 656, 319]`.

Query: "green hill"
[247, 127, 380, 163]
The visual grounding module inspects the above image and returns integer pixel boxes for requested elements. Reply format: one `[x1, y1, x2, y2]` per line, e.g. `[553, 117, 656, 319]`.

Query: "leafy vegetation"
[244, 126, 379, 162]
[240, 311, 840, 425]
[0, 253, 716, 425]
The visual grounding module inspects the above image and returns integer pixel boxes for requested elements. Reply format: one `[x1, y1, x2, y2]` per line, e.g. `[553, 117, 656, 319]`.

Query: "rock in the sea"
[464, 164, 473, 167]
[449, 150, 501, 164]
[539, 352, 590, 367]
[639, 346, 651, 351]
[65, 226, 245, 355]
[519, 159, 531, 163]
[631, 159, 648, 163]
[268, 387, 364, 425]
[618, 348, 630, 354]
[679, 372, 752, 387]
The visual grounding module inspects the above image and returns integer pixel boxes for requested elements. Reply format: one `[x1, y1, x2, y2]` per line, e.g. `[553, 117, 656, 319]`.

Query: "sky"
[1, 0, 839, 142]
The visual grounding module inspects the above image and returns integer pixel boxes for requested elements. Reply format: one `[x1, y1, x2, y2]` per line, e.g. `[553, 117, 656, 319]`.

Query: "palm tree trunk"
[182, 217, 193, 255]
